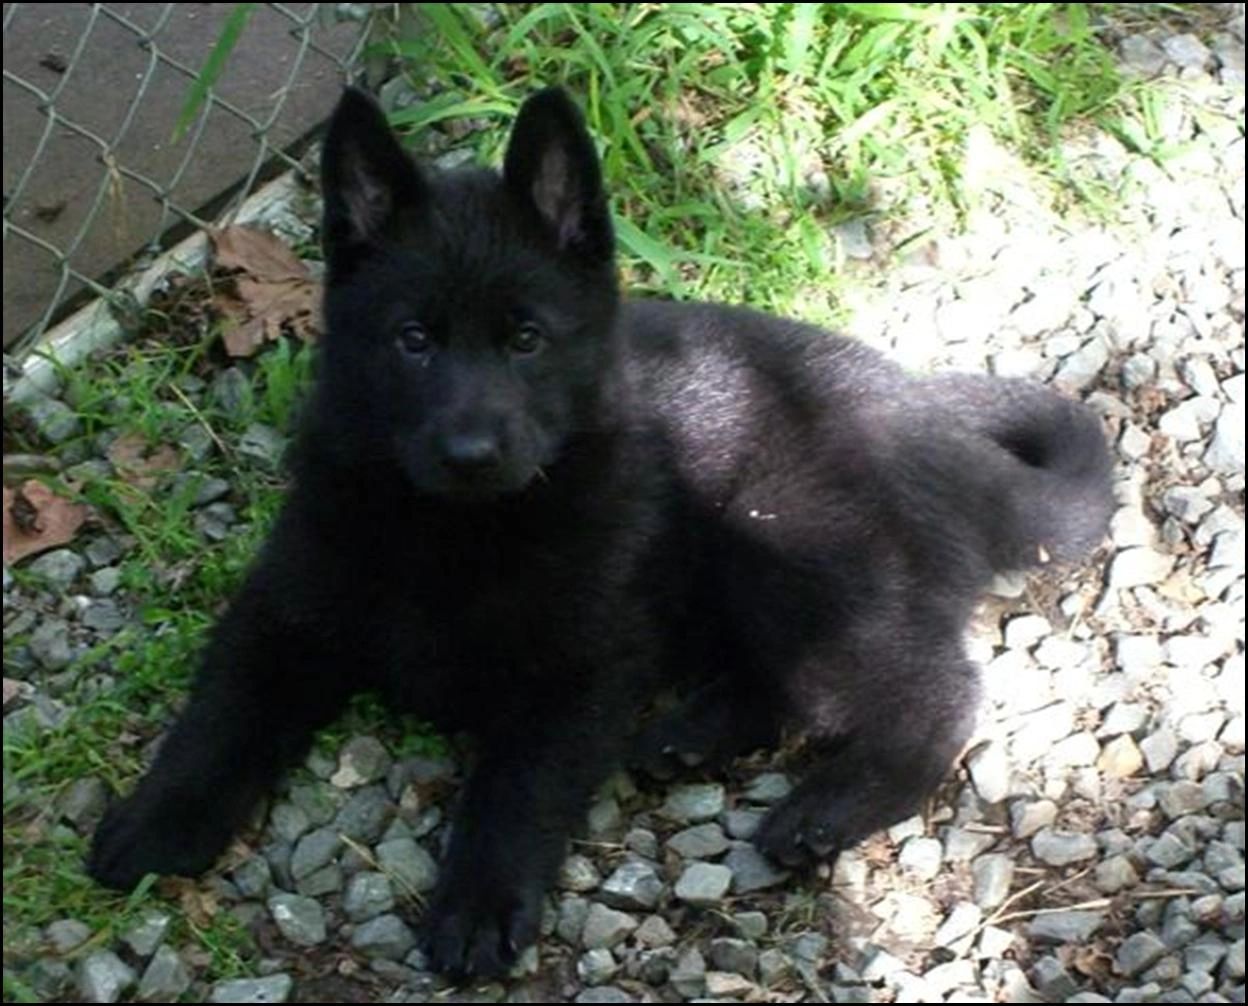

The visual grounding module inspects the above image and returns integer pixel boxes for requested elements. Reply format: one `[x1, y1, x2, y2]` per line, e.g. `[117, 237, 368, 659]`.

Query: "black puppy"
[90, 86, 1112, 977]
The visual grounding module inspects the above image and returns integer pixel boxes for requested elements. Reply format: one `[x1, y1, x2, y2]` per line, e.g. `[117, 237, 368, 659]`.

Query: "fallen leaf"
[161, 877, 220, 927]
[3, 678, 24, 709]
[213, 225, 308, 282]
[106, 433, 181, 489]
[1071, 942, 1113, 980]
[210, 225, 321, 358]
[2, 481, 88, 565]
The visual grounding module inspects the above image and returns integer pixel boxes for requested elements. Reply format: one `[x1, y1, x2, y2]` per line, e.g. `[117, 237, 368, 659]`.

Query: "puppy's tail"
[908, 375, 1114, 574]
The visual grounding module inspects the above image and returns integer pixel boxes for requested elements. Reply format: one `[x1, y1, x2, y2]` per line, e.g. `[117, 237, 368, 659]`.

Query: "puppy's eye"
[509, 322, 544, 356]
[396, 322, 432, 356]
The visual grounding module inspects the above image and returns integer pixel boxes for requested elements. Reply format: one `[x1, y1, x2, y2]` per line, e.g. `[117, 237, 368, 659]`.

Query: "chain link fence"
[2, 3, 389, 357]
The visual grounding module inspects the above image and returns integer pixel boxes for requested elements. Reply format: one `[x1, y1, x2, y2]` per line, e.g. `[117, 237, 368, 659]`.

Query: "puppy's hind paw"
[751, 791, 846, 869]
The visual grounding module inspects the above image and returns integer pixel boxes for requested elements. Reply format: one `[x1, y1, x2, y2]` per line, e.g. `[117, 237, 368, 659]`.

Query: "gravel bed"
[4, 11, 1244, 1003]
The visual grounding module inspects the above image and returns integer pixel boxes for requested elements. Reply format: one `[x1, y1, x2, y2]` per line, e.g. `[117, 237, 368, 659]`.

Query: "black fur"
[89, 86, 1113, 978]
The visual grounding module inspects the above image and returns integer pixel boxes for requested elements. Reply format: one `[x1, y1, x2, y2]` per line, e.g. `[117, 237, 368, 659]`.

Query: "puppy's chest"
[413, 537, 622, 667]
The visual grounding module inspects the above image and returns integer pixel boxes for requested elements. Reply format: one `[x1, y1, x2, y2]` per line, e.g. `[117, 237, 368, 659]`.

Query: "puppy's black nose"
[441, 432, 502, 474]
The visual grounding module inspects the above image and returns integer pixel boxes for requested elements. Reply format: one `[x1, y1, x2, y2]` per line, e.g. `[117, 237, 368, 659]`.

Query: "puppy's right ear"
[321, 87, 425, 266]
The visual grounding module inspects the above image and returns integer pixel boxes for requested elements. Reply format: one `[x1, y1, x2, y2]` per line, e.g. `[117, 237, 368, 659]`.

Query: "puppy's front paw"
[88, 793, 227, 890]
[421, 873, 543, 979]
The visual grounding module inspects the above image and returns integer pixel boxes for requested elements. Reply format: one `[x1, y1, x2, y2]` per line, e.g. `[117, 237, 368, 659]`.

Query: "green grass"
[376, 2, 1142, 326]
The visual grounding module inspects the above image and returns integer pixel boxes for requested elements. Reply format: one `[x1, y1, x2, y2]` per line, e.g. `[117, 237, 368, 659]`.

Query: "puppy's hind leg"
[752, 643, 977, 869]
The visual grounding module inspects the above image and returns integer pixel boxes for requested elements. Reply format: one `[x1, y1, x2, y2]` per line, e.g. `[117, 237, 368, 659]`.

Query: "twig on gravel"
[168, 380, 234, 459]
[992, 897, 1112, 924]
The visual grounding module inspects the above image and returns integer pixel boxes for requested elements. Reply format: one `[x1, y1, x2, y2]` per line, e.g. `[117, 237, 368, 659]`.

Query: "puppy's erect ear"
[504, 88, 613, 263]
[321, 87, 425, 263]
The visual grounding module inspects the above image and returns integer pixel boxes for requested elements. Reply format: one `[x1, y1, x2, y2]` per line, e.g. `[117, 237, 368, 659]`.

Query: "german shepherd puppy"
[90, 87, 1112, 978]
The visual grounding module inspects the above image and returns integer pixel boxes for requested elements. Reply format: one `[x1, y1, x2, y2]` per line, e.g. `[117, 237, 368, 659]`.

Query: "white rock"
[1109, 547, 1176, 588]
[1206, 404, 1245, 474]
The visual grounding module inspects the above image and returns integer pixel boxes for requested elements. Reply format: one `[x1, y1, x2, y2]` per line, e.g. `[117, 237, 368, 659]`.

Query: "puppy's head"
[315, 87, 618, 498]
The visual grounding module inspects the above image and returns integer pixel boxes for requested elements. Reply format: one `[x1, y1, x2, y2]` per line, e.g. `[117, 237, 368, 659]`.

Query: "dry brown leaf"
[2, 481, 88, 566]
[3, 678, 23, 709]
[161, 877, 221, 927]
[210, 225, 321, 358]
[1071, 942, 1114, 980]
[106, 433, 181, 489]
[212, 225, 309, 283]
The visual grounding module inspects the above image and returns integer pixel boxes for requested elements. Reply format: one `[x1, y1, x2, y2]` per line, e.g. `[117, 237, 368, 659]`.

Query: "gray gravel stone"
[580, 903, 637, 950]
[1033, 828, 1099, 866]
[137, 944, 191, 1001]
[1163, 33, 1213, 71]
[968, 742, 1012, 803]
[236, 422, 286, 471]
[1207, 405, 1246, 474]
[733, 910, 768, 941]
[578, 947, 618, 985]
[899, 836, 943, 879]
[208, 974, 293, 1003]
[89, 566, 122, 596]
[47, 918, 92, 954]
[661, 782, 725, 822]
[559, 853, 601, 892]
[76, 951, 136, 1004]
[1012, 799, 1059, 839]
[1226, 938, 1245, 979]
[667, 822, 730, 859]
[267, 893, 326, 946]
[1119, 932, 1170, 977]
[723, 808, 764, 839]
[351, 913, 416, 960]
[600, 859, 663, 910]
[26, 395, 82, 443]
[1148, 831, 1196, 869]
[1160, 781, 1213, 819]
[758, 947, 790, 986]
[709, 936, 759, 977]
[557, 896, 591, 945]
[725, 843, 790, 893]
[670, 946, 707, 998]
[343, 871, 395, 922]
[1028, 909, 1106, 943]
[623, 827, 658, 858]
[944, 825, 998, 862]
[29, 618, 74, 670]
[81, 599, 125, 633]
[231, 857, 271, 899]
[635, 913, 676, 948]
[973, 853, 1014, 909]
[1096, 855, 1140, 893]
[935, 902, 983, 954]
[1110, 547, 1177, 588]
[375, 837, 438, 895]
[331, 735, 390, 787]
[290, 827, 340, 881]
[122, 910, 170, 958]
[1141, 728, 1181, 773]
[59, 776, 109, 828]
[1033, 955, 1079, 1000]
[587, 795, 622, 835]
[1054, 335, 1110, 392]
[333, 785, 392, 843]
[576, 987, 633, 1004]
[743, 772, 792, 804]
[674, 861, 733, 906]
[1121, 35, 1169, 76]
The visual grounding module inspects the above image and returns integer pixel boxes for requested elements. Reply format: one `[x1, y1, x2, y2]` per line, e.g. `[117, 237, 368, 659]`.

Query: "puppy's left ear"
[504, 88, 613, 263]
